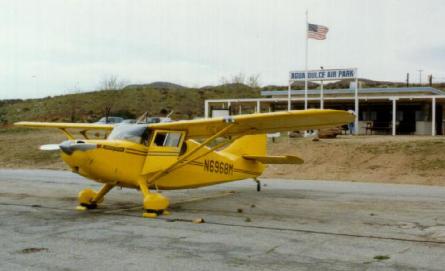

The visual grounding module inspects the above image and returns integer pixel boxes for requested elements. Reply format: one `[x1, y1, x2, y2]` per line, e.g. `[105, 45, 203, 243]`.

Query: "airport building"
[204, 86, 445, 136]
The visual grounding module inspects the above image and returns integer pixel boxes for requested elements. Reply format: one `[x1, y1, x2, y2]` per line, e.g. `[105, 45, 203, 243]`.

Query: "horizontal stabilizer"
[242, 155, 304, 164]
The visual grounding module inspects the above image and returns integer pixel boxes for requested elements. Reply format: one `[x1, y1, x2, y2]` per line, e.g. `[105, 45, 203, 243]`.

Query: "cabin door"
[142, 130, 185, 175]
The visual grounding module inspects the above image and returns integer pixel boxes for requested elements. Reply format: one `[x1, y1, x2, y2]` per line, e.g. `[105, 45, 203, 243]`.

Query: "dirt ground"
[1, 127, 444, 186]
[265, 135, 445, 185]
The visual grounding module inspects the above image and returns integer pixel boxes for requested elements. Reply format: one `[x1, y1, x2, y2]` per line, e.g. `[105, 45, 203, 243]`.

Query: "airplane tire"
[143, 193, 170, 211]
[80, 203, 98, 209]
[78, 188, 102, 206]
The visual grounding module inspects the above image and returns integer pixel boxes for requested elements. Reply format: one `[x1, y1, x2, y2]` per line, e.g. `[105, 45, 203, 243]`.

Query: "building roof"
[261, 87, 445, 97]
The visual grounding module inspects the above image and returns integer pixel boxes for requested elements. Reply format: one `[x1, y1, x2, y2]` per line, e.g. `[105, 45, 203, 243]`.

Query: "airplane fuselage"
[61, 138, 265, 190]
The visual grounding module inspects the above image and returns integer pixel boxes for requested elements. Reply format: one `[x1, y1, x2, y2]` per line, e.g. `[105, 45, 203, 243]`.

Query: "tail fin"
[223, 134, 267, 156]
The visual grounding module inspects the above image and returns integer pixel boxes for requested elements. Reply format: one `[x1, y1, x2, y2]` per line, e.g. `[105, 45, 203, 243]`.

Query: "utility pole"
[418, 69, 423, 85]
[406, 73, 409, 87]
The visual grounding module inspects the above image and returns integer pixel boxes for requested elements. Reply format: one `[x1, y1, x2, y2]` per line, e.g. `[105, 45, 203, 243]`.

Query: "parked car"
[138, 117, 172, 124]
[121, 119, 136, 124]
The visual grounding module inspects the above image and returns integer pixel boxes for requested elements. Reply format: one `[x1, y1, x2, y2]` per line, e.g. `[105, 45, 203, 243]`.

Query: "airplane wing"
[14, 121, 115, 140]
[14, 122, 114, 130]
[149, 109, 355, 139]
[15, 109, 354, 139]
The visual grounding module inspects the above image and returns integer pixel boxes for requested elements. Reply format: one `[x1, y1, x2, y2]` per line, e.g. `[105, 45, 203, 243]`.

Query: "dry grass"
[0, 127, 67, 169]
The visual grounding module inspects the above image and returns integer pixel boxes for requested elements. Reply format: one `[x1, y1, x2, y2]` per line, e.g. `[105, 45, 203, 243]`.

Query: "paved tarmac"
[1, 169, 445, 270]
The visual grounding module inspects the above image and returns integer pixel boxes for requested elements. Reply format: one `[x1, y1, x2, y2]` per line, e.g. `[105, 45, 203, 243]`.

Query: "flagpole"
[287, 80, 291, 111]
[304, 10, 308, 110]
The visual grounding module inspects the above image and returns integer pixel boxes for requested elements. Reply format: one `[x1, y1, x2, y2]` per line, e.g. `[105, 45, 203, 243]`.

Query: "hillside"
[1, 78, 444, 125]
[0, 84, 260, 124]
[124, 81, 186, 90]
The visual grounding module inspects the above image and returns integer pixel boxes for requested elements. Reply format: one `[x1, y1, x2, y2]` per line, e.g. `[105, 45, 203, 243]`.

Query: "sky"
[1, 0, 444, 99]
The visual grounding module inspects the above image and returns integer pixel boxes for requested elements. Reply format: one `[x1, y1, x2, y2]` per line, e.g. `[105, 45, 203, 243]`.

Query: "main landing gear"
[77, 183, 114, 210]
[76, 180, 170, 218]
[138, 178, 170, 218]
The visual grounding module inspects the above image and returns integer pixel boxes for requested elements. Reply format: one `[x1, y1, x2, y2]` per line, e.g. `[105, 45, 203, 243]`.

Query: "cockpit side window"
[154, 133, 167, 146]
[152, 131, 183, 148]
[164, 132, 181, 147]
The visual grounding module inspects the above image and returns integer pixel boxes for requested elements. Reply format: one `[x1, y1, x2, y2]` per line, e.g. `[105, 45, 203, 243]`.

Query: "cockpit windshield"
[107, 124, 149, 144]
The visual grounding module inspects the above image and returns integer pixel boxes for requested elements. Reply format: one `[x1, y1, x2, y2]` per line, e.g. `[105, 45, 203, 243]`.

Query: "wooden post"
[392, 98, 397, 136]
[432, 97, 436, 136]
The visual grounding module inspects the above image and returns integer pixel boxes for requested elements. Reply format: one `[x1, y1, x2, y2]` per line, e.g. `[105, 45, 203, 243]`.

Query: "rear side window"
[153, 132, 182, 147]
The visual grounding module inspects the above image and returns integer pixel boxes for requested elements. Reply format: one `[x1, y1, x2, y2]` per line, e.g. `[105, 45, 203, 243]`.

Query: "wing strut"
[59, 128, 74, 140]
[80, 130, 89, 139]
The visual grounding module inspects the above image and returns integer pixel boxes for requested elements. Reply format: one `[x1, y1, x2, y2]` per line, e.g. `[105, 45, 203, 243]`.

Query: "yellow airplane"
[15, 109, 354, 218]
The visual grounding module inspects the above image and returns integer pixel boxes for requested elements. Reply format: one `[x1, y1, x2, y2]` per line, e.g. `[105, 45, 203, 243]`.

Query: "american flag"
[307, 23, 329, 40]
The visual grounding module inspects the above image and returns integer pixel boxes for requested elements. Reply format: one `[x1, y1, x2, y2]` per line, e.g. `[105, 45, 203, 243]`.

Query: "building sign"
[289, 68, 357, 81]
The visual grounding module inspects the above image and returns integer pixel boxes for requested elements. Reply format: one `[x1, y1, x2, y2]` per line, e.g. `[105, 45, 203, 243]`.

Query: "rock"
[192, 218, 205, 224]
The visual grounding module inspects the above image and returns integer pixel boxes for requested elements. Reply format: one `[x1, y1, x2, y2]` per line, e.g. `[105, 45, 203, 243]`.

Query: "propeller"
[39, 144, 61, 151]
[39, 141, 97, 155]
